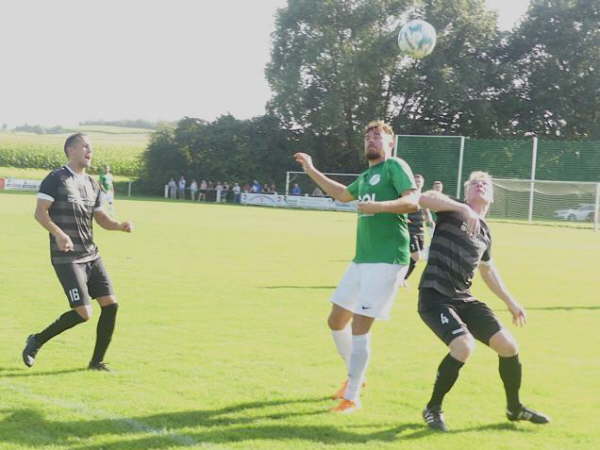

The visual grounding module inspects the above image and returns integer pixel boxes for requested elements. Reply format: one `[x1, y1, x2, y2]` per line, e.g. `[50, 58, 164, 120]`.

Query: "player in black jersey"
[416, 171, 549, 432]
[22, 133, 133, 371]
[405, 174, 434, 282]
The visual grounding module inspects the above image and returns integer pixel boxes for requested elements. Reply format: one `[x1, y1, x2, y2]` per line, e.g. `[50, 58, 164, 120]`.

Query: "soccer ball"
[397, 19, 437, 59]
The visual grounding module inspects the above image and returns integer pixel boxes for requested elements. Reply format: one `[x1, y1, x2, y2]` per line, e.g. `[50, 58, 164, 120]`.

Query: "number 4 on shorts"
[440, 313, 449, 324]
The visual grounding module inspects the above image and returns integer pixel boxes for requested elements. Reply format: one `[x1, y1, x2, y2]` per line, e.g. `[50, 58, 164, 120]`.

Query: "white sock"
[331, 325, 352, 372]
[345, 333, 371, 401]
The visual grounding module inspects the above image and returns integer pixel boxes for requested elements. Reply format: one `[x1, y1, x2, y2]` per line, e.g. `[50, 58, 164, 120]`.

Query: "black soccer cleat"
[422, 406, 449, 432]
[22, 334, 41, 368]
[88, 361, 111, 372]
[506, 405, 550, 424]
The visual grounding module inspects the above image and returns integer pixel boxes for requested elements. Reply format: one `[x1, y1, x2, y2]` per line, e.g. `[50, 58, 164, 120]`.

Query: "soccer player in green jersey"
[99, 165, 115, 215]
[294, 120, 420, 413]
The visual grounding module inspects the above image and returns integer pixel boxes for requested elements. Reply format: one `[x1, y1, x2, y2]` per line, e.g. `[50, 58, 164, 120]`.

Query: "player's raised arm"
[479, 261, 527, 327]
[357, 188, 419, 215]
[293, 152, 354, 202]
[94, 209, 133, 232]
[419, 190, 480, 236]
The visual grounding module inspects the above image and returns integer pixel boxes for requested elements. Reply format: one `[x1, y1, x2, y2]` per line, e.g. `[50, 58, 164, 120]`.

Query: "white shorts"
[330, 263, 409, 320]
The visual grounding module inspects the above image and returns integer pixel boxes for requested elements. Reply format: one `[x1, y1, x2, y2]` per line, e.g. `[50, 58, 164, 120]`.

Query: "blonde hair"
[464, 171, 493, 200]
[364, 120, 395, 137]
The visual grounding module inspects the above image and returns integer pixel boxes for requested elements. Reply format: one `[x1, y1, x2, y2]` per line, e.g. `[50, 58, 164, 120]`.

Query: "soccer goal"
[491, 178, 600, 231]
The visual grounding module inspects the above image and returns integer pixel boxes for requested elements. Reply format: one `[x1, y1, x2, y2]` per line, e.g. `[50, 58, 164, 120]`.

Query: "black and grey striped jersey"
[407, 209, 426, 235]
[38, 166, 102, 264]
[418, 208, 491, 299]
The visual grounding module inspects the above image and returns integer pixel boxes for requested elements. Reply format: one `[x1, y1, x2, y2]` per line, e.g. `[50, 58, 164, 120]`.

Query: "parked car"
[553, 203, 596, 221]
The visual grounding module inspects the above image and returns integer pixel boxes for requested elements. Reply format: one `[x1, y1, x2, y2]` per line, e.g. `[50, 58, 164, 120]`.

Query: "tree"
[267, 0, 413, 172]
[504, 0, 600, 138]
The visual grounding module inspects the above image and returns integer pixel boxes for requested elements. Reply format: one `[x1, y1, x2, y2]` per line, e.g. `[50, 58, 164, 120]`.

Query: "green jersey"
[346, 157, 416, 265]
[99, 173, 113, 192]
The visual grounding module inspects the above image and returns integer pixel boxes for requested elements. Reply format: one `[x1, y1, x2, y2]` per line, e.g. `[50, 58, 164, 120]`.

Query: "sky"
[0, 0, 530, 128]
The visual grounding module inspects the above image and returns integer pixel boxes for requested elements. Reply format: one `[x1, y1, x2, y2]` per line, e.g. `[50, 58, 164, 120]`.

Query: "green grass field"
[1, 191, 599, 449]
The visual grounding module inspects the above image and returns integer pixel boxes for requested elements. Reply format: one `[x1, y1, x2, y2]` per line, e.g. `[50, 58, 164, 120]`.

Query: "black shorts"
[409, 233, 425, 253]
[53, 257, 114, 307]
[418, 288, 502, 345]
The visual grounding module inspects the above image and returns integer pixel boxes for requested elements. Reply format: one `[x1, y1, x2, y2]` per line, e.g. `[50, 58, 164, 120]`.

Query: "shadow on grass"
[0, 395, 535, 449]
[261, 286, 336, 290]
[0, 367, 86, 378]
[0, 397, 418, 448]
[526, 305, 600, 311]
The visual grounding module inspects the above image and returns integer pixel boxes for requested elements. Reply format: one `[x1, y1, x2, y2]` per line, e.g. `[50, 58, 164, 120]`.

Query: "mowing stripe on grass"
[0, 380, 203, 447]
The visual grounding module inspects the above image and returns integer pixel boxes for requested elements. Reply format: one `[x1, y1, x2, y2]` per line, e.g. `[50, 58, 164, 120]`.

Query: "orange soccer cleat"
[330, 399, 361, 414]
[331, 379, 366, 400]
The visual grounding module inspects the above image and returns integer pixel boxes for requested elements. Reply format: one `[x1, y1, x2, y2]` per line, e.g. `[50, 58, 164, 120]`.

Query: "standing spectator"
[263, 183, 270, 194]
[291, 183, 302, 195]
[251, 180, 261, 193]
[222, 183, 230, 202]
[199, 179, 207, 201]
[178, 176, 186, 200]
[242, 183, 251, 193]
[270, 183, 277, 194]
[232, 183, 241, 203]
[168, 178, 177, 199]
[190, 179, 198, 201]
[215, 181, 223, 203]
[207, 181, 215, 202]
[432, 180, 444, 193]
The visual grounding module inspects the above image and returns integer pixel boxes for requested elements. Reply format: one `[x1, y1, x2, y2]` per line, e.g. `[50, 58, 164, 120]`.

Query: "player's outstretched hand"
[357, 201, 380, 215]
[57, 233, 74, 252]
[293, 153, 314, 172]
[120, 221, 134, 233]
[508, 301, 527, 327]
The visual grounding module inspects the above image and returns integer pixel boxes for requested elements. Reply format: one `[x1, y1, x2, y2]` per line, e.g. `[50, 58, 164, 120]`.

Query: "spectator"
[168, 178, 177, 199]
[222, 182, 230, 202]
[207, 181, 215, 202]
[242, 183, 251, 193]
[251, 180, 261, 193]
[270, 183, 277, 194]
[199, 179, 207, 201]
[291, 183, 302, 195]
[215, 181, 223, 203]
[312, 186, 324, 197]
[232, 183, 241, 203]
[178, 176, 186, 200]
[263, 183, 270, 194]
[190, 179, 198, 201]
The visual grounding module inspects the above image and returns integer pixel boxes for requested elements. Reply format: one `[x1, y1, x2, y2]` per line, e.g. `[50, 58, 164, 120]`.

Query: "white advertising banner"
[4, 178, 41, 191]
[241, 193, 357, 212]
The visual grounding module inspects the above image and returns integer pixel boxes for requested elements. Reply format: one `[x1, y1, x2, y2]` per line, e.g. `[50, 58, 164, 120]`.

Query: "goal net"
[491, 178, 600, 230]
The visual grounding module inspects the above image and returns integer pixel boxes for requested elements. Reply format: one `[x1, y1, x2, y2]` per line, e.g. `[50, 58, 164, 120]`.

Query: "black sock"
[427, 353, 465, 410]
[35, 310, 86, 346]
[499, 354, 522, 411]
[405, 258, 417, 280]
[91, 303, 118, 364]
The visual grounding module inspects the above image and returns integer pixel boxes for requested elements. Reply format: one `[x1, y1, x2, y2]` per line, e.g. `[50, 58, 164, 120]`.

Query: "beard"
[366, 148, 382, 160]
